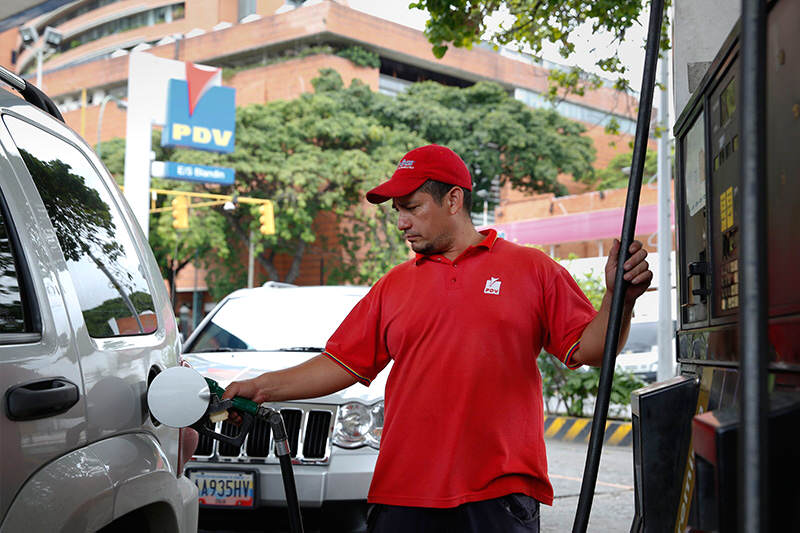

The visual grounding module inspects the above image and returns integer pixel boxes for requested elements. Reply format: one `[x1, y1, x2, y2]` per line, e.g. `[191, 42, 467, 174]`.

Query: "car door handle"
[5, 377, 80, 421]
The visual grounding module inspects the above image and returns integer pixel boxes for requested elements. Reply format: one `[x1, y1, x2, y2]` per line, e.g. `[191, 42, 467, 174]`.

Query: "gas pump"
[148, 366, 305, 533]
[628, 0, 800, 531]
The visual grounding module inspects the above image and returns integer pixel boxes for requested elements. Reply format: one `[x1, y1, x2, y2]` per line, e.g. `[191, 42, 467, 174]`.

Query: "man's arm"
[222, 354, 358, 404]
[571, 239, 653, 367]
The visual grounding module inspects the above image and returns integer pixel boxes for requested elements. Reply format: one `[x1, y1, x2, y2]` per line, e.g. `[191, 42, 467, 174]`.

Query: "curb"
[543, 415, 632, 446]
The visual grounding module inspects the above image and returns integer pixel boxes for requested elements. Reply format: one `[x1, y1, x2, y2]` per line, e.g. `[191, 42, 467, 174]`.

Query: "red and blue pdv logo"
[162, 62, 236, 153]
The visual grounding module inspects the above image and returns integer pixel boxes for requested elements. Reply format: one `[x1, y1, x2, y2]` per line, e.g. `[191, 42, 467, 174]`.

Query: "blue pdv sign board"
[162, 68, 236, 153]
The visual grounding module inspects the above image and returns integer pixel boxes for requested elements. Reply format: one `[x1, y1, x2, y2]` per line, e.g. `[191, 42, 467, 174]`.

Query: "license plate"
[188, 470, 256, 508]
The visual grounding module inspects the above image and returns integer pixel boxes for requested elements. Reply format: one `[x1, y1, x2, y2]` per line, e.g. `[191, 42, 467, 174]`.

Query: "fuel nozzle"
[198, 377, 292, 456]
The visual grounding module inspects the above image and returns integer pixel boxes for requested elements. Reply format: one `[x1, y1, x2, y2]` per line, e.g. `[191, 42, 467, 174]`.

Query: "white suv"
[0, 69, 197, 531]
[181, 283, 386, 532]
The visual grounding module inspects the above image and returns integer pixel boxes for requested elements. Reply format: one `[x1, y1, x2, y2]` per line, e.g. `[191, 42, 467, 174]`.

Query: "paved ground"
[542, 439, 635, 532]
[200, 438, 635, 532]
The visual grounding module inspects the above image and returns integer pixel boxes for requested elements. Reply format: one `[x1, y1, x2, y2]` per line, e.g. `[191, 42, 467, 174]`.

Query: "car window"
[3, 115, 157, 338]
[0, 204, 26, 333]
[621, 321, 677, 353]
[187, 290, 366, 353]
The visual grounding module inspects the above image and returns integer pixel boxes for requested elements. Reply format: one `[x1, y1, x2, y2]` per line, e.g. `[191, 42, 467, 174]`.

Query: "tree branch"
[284, 241, 307, 284]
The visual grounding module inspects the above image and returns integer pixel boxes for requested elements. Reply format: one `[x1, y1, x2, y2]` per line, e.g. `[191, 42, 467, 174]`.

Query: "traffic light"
[258, 201, 275, 235]
[171, 196, 189, 230]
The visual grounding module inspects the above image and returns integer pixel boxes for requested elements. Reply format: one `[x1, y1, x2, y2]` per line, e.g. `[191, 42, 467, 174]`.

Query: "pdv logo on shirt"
[484, 277, 502, 295]
[162, 62, 236, 153]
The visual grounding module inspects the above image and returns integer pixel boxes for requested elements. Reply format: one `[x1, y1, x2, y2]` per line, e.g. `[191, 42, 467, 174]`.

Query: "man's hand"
[219, 354, 360, 424]
[571, 239, 654, 367]
[222, 377, 267, 404]
[221, 377, 265, 425]
[606, 238, 653, 304]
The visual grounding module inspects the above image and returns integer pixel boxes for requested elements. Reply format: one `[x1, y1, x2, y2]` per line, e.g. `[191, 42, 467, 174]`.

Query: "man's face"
[392, 188, 454, 256]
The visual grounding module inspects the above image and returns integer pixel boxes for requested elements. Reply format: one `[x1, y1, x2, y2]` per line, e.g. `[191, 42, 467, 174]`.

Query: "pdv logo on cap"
[366, 144, 472, 204]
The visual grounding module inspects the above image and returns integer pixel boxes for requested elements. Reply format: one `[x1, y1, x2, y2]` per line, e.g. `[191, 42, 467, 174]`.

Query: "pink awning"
[487, 203, 673, 246]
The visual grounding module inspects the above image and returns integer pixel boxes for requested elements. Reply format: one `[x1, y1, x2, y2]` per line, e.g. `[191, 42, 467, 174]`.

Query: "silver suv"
[0, 69, 197, 532]
[182, 283, 386, 532]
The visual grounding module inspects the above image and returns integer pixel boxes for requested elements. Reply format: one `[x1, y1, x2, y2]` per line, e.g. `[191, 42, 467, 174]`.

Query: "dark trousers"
[368, 493, 540, 533]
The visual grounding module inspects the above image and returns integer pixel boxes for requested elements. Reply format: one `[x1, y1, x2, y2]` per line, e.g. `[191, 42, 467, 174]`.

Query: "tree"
[375, 80, 595, 199]
[99, 68, 599, 288]
[411, 0, 671, 98]
[98, 135, 232, 300]
[592, 148, 658, 190]
[19, 149, 152, 335]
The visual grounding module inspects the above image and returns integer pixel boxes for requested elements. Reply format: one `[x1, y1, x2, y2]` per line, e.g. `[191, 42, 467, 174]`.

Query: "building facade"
[1, 0, 665, 318]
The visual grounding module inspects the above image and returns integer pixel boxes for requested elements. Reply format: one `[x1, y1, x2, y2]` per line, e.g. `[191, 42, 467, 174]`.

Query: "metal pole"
[572, 0, 665, 530]
[657, 54, 673, 382]
[247, 230, 255, 288]
[35, 48, 42, 87]
[96, 95, 111, 157]
[192, 249, 200, 330]
[739, 0, 768, 530]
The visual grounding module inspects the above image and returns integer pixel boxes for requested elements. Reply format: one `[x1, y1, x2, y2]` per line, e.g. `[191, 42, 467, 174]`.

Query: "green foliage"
[99, 68, 599, 288]
[590, 148, 659, 190]
[546, 66, 604, 104]
[336, 46, 381, 68]
[412, 0, 672, 99]
[221, 44, 381, 80]
[571, 270, 606, 310]
[82, 292, 155, 337]
[204, 259, 248, 302]
[374, 80, 596, 197]
[95, 137, 126, 181]
[538, 354, 645, 417]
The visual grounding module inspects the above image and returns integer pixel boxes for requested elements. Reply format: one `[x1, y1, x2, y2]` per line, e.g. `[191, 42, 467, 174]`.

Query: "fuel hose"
[266, 408, 305, 533]
[571, 0, 666, 531]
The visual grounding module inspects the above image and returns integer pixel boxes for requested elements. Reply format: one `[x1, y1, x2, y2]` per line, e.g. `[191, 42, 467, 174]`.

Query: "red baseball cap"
[366, 144, 472, 204]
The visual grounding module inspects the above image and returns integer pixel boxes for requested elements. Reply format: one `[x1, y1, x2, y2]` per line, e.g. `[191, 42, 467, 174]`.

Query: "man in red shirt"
[224, 144, 653, 532]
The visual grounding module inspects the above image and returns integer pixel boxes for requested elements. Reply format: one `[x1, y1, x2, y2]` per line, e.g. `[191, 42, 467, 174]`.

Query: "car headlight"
[332, 401, 384, 449]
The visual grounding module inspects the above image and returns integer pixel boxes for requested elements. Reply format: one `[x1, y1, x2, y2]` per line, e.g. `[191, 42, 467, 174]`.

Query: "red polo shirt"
[324, 230, 597, 508]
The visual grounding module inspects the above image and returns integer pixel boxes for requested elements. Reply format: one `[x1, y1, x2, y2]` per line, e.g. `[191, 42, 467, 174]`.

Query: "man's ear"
[446, 186, 463, 215]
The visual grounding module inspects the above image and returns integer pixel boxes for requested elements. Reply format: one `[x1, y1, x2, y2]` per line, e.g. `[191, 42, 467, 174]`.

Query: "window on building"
[49, 0, 123, 29]
[0, 204, 27, 334]
[59, 3, 185, 52]
[3, 116, 158, 338]
[513, 87, 637, 135]
[238, 0, 257, 20]
[378, 74, 413, 97]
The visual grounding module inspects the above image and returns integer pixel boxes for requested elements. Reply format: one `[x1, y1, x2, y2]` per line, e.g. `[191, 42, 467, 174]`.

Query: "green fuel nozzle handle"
[205, 377, 261, 416]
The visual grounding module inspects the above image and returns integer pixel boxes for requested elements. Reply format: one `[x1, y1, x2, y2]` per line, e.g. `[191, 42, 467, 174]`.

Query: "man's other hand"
[605, 238, 653, 304]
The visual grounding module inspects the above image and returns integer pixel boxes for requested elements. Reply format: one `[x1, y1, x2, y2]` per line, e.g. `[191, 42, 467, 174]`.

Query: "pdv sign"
[162, 63, 235, 153]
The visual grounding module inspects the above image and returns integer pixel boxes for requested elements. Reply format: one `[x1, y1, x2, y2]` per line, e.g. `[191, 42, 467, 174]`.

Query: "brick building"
[1, 0, 666, 316]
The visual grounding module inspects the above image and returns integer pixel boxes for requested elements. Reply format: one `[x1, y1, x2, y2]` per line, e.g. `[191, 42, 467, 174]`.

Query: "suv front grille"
[192, 402, 336, 465]
[304, 411, 332, 458]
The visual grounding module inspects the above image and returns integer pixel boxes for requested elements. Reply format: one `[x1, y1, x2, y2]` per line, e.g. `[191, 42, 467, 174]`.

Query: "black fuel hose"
[267, 410, 305, 533]
[571, 0, 665, 531]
